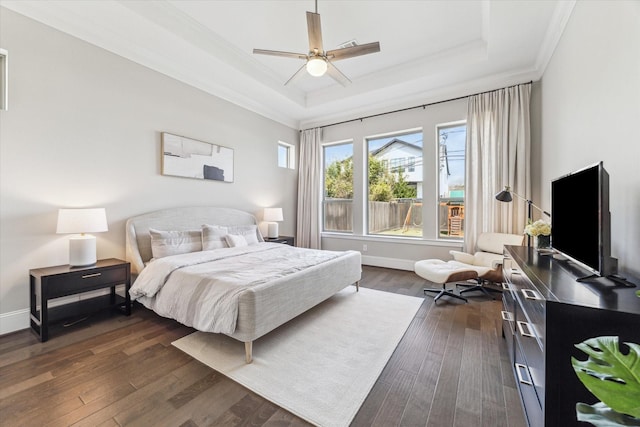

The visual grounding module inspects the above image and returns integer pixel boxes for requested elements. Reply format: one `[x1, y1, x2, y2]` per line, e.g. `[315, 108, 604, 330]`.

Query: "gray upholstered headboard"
[125, 206, 261, 275]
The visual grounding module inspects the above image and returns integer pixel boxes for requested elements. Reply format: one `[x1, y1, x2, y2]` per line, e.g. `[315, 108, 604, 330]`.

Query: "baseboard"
[0, 308, 30, 335]
[361, 255, 415, 271]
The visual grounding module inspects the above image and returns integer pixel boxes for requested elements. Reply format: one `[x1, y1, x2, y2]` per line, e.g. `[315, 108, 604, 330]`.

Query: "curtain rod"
[300, 80, 533, 132]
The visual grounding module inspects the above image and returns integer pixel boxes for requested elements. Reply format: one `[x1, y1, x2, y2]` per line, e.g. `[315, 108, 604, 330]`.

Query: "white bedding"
[130, 242, 347, 334]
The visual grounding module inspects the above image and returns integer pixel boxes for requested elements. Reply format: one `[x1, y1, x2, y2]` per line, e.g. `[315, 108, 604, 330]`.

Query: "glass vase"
[537, 234, 551, 249]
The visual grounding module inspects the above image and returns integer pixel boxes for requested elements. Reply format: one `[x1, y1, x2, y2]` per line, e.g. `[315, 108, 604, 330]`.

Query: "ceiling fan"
[253, 0, 381, 86]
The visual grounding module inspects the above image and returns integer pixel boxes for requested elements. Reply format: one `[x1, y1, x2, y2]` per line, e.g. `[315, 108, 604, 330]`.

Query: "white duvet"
[129, 243, 345, 334]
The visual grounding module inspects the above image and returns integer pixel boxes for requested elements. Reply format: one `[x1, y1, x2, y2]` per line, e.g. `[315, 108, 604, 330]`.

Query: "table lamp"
[263, 208, 283, 239]
[56, 208, 108, 266]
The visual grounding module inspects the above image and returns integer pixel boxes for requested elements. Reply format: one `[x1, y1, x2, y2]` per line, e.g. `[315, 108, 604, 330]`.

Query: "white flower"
[524, 219, 551, 237]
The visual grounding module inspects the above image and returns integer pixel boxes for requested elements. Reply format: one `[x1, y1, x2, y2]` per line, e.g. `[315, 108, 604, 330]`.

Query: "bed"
[125, 206, 362, 363]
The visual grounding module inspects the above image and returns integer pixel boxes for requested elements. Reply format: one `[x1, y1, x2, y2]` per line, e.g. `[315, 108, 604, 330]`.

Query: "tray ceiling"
[1, 0, 574, 129]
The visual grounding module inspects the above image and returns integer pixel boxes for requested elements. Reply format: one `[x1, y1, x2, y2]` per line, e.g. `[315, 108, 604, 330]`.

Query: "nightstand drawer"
[264, 236, 295, 246]
[46, 266, 128, 298]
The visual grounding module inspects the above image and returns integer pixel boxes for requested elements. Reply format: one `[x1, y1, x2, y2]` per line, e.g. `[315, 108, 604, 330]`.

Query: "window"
[367, 131, 423, 237]
[408, 156, 415, 172]
[323, 141, 353, 233]
[278, 141, 295, 169]
[438, 123, 466, 239]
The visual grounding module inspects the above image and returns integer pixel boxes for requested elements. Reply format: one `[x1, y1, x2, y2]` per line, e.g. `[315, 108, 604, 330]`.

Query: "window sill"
[321, 232, 464, 247]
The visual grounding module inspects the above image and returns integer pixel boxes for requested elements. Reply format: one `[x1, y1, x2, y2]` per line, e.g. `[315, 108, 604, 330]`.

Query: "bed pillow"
[149, 228, 202, 259]
[225, 233, 248, 248]
[224, 224, 262, 245]
[202, 225, 229, 250]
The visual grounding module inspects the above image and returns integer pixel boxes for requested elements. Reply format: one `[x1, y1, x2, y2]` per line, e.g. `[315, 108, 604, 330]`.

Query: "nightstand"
[264, 236, 295, 246]
[29, 258, 131, 342]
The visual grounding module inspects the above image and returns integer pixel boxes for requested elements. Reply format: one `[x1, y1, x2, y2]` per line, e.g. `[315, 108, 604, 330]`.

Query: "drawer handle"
[501, 311, 513, 322]
[522, 289, 543, 301]
[515, 363, 533, 386]
[511, 269, 521, 274]
[82, 273, 102, 279]
[517, 320, 535, 338]
[502, 283, 510, 291]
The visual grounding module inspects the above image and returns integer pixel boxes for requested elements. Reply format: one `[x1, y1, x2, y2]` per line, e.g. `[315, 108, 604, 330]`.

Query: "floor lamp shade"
[263, 208, 283, 239]
[57, 208, 108, 267]
[495, 186, 514, 202]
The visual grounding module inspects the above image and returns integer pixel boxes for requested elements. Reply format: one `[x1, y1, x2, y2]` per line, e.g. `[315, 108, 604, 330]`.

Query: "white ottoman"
[414, 259, 478, 303]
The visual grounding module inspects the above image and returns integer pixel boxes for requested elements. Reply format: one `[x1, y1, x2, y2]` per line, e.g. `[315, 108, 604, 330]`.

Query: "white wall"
[539, 1, 640, 276]
[321, 98, 468, 269]
[0, 9, 299, 333]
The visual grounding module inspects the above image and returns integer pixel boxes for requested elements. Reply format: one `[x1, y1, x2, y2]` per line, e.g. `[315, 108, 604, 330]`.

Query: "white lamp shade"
[57, 208, 108, 234]
[263, 208, 284, 222]
[306, 57, 327, 77]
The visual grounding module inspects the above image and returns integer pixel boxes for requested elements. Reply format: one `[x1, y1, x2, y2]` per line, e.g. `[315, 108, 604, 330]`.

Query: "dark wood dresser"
[501, 245, 640, 427]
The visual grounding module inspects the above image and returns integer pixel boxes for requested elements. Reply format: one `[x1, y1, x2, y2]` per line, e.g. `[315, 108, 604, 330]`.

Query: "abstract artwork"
[161, 132, 233, 183]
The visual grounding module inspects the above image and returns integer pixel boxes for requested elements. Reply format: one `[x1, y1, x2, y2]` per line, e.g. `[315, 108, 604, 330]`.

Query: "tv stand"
[501, 245, 640, 427]
[607, 274, 637, 288]
[576, 273, 600, 282]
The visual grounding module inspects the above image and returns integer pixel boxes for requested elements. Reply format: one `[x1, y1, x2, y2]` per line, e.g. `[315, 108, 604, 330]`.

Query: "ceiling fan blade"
[253, 49, 308, 60]
[326, 42, 381, 61]
[306, 11, 323, 53]
[326, 61, 351, 86]
[284, 63, 308, 86]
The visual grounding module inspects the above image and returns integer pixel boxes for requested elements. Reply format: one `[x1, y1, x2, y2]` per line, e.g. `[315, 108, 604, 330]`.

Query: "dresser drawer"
[514, 339, 543, 427]
[502, 256, 514, 283]
[510, 268, 546, 350]
[514, 310, 545, 409]
[45, 266, 128, 298]
[501, 284, 516, 360]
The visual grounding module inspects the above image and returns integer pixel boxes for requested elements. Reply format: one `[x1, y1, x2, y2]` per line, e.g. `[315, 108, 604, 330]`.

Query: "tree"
[392, 171, 417, 199]
[324, 155, 416, 201]
[325, 158, 353, 199]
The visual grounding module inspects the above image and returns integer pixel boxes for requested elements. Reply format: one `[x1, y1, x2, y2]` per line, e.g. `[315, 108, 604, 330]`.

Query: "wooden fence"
[323, 199, 422, 233]
[323, 199, 465, 237]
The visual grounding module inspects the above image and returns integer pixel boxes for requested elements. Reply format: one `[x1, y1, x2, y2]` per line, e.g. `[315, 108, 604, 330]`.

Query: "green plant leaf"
[576, 402, 640, 426]
[572, 336, 640, 419]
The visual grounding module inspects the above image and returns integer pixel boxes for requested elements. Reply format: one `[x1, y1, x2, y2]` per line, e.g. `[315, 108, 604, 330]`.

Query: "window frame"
[277, 141, 295, 169]
[365, 128, 423, 238]
[436, 120, 467, 240]
[322, 139, 354, 234]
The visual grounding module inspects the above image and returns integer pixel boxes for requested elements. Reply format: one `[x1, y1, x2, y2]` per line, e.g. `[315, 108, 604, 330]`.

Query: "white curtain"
[296, 128, 323, 249]
[464, 83, 531, 252]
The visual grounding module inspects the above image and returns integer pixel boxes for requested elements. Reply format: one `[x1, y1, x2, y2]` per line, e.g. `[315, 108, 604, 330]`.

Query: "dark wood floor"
[0, 266, 526, 427]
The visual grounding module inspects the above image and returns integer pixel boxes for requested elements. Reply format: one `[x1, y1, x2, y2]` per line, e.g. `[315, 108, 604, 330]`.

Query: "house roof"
[371, 138, 422, 158]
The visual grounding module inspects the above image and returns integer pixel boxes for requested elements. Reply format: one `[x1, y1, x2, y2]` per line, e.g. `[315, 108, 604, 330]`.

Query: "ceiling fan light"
[306, 57, 327, 77]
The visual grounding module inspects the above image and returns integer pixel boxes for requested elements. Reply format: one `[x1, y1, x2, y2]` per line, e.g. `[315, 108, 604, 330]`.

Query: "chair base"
[456, 280, 502, 300]
[424, 284, 468, 303]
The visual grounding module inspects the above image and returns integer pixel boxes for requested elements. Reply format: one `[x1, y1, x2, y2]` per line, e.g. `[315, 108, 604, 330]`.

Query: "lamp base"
[69, 235, 97, 267]
[267, 222, 279, 239]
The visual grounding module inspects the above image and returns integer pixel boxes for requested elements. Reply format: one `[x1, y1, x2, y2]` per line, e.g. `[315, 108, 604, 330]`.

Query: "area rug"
[172, 286, 423, 427]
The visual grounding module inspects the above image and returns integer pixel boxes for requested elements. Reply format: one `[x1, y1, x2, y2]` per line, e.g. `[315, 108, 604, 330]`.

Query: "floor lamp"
[495, 186, 550, 247]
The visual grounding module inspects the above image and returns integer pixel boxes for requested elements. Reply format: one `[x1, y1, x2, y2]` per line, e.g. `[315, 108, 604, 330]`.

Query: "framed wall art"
[161, 132, 234, 183]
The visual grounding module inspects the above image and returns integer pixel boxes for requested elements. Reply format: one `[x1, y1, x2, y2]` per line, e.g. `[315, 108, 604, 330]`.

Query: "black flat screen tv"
[551, 161, 617, 279]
